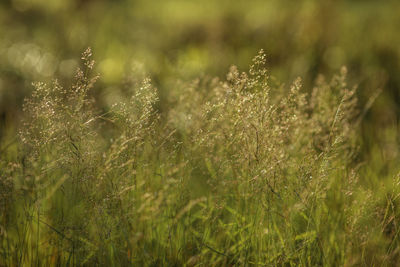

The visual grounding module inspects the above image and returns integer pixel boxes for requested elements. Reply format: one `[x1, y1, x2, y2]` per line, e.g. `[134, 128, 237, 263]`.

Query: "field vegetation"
[1, 0, 400, 266]
[0, 48, 399, 266]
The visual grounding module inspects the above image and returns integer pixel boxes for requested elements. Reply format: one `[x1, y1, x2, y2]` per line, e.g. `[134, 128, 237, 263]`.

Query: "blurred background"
[1, 0, 399, 173]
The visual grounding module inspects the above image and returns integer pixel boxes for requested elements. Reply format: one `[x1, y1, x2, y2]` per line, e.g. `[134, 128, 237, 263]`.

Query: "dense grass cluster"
[1, 49, 400, 266]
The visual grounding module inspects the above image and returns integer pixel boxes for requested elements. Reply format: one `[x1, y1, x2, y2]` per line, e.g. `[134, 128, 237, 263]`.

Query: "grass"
[1, 48, 399, 266]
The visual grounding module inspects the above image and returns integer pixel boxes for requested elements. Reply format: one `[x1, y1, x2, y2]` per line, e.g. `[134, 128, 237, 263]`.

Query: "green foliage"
[1, 49, 399, 266]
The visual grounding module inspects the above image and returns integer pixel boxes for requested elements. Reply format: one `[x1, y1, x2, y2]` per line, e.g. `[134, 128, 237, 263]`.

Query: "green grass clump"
[1, 49, 399, 266]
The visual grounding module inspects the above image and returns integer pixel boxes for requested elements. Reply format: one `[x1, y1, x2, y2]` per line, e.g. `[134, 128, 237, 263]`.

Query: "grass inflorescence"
[1, 48, 399, 266]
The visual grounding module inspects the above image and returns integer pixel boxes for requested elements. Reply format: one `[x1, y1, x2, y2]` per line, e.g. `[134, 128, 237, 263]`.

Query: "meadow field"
[1, 0, 400, 266]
